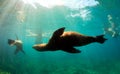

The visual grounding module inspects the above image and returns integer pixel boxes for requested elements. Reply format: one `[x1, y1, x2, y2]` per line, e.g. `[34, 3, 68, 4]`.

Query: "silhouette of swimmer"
[103, 15, 120, 38]
[8, 35, 25, 55]
[33, 27, 107, 53]
[103, 24, 120, 38]
[26, 29, 38, 37]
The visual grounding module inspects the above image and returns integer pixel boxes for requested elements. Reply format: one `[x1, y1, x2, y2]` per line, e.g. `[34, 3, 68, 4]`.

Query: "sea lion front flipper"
[15, 34, 19, 40]
[52, 27, 65, 38]
[62, 47, 81, 53]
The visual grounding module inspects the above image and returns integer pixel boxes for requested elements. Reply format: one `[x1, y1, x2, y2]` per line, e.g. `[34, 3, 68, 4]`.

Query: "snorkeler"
[103, 15, 120, 38]
[26, 29, 38, 37]
[103, 25, 120, 37]
[8, 35, 25, 55]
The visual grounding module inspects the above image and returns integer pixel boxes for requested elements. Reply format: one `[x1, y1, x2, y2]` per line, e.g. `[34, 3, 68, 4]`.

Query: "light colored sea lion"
[8, 35, 25, 55]
[33, 27, 107, 53]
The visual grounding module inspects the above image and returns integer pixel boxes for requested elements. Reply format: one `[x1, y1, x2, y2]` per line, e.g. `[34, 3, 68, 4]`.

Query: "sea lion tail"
[96, 35, 107, 44]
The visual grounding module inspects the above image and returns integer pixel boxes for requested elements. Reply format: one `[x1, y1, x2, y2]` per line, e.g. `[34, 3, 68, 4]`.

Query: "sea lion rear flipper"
[96, 35, 107, 44]
[14, 48, 20, 55]
[62, 47, 81, 53]
[21, 49, 25, 54]
[52, 27, 65, 38]
[14, 47, 25, 55]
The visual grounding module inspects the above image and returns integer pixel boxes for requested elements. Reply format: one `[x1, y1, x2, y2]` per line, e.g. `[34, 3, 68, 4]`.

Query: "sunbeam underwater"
[0, 0, 120, 74]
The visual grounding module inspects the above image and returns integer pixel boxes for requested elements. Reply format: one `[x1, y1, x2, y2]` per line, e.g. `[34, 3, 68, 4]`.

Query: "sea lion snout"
[32, 45, 38, 49]
[32, 45, 41, 51]
[32, 44, 47, 51]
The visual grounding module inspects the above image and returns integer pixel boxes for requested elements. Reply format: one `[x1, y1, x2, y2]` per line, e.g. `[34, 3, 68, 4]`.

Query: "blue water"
[0, 0, 120, 74]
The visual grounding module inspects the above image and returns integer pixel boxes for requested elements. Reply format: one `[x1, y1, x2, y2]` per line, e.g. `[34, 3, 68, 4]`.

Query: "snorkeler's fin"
[62, 47, 81, 53]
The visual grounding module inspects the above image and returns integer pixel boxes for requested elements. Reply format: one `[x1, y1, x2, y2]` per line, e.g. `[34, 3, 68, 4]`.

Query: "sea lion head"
[32, 44, 47, 51]
[8, 39, 15, 45]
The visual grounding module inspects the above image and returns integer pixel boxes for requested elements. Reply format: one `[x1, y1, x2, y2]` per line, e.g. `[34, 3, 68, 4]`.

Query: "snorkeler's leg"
[112, 31, 116, 37]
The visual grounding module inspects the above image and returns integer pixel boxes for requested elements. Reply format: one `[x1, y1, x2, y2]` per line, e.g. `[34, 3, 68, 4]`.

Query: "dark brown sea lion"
[33, 27, 107, 53]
